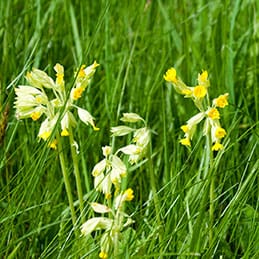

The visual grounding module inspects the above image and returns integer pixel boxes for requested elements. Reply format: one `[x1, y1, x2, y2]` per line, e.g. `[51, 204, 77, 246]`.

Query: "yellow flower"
[164, 68, 177, 83]
[212, 142, 224, 151]
[193, 85, 207, 99]
[215, 127, 226, 139]
[71, 86, 84, 100]
[207, 108, 220, 120]
[180, 138, 191, 147]
[198, 70, 210, 87]
[124, 188, 134, 201]
[213, 93, 229, 108]
[49, 139, 57, 150]
[99, 251, 108, 259]
[39, 131, 51, 141]
[31, 111, 42, 121]
[54, 63, 64, 86]
[61, 129, 69, 136]
[180, 125, 188, 133]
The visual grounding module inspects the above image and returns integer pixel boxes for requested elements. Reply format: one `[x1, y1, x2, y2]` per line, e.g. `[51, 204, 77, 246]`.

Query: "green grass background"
[0, 0, 258, 258]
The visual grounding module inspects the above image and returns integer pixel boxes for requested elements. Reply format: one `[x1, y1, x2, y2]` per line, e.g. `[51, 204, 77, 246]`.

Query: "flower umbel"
[164, 68, 228, 150]
[14, 61, 99, 144]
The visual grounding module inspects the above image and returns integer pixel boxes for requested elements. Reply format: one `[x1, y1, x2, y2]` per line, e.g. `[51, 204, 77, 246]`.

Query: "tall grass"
[1, 0, 258, 258]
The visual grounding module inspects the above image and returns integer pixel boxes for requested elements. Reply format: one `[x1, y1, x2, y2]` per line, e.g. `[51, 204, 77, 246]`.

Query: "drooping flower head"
[14, 61, 99, 147]
[164, 68, 228, 150]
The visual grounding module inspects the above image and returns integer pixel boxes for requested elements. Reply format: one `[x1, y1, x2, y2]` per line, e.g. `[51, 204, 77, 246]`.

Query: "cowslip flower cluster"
[111, 113, 151, 164]
[164, 68, 228, 151]
[81, 188, 134, 258]
[14, 61, 99, 149]
[81, 113, 149, 258]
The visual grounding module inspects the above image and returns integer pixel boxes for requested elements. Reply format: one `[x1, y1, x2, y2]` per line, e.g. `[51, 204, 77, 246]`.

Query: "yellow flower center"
[215, 127, 226, 139]
[180, 138, 191, 147]
[212, 142, 224, 151]
[193, 85, 207, 99]
[207, 108, 220, 120]
[31, 111, 41, 121]
[164, 68, 177, 83]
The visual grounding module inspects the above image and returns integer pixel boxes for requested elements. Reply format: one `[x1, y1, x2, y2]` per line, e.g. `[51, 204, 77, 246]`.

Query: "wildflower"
[49, 139, 58, 150]
[99, 251, 108, 259]
[215, 127, 226, 139]
[207, 108, 220, 120]
[198, 70, 210, 87]
[164, 68, 177, 83]
[213, 93, 229, 108]
[180, 138, 191, 147]
[193, 85, 207, 99]
[212, 142, 224, 151]
[81, 217, 113, 236]
[120, 112, 144, 123]
[164, 68, 228, 150]
[14, 61, 99, 147]
[124, 188, 134, 201]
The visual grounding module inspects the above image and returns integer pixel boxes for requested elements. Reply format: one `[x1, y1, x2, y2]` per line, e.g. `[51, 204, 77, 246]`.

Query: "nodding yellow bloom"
[193, 85, 207, 99]
[213, 93, 229, 108]
[124, 188, 134, 201]
[39, 131, 51, 141]
[54, 63, 64, 86]
[49, 139, 58, 150]
[61, 128, 69, 136]
[212, 142, 224, 151]
[31, 111, 41, 121]
[198, 70, 209, 87]
[215, 127, 226, 139]
[180, 138, 191, 147]
[164, 68, 177, 83]
[207, 108, 220, 120]
[72, 86, 84, 100]
[78, 65, 86, 78]
[99, 251, 108, 259]
[180, 125, 188, 133]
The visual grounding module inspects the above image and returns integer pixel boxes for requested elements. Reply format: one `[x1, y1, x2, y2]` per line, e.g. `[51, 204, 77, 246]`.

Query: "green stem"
[68, 127, 85, 223]
[56, 134, 77, 230]
[209, 141, 215, 247]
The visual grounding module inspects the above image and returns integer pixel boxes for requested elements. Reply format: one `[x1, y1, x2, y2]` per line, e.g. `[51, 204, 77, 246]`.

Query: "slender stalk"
[68, 127, 85, 223]
[209, 145, 215, 246]
[56, 133, 77, 229]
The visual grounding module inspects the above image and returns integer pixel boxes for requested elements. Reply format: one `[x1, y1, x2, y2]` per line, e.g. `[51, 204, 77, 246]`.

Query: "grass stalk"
[147, 140, 164, 253]
[68, 127, 85, 223]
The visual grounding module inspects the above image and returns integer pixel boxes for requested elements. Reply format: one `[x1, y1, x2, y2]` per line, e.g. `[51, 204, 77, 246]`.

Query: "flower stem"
[205, 133, 214, 247]
[68, 127, 85, 223]
[56, 134, 77, 229]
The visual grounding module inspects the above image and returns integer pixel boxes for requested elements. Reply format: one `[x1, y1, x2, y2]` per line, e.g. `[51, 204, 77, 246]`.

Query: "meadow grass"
[1, 0, 259, 258]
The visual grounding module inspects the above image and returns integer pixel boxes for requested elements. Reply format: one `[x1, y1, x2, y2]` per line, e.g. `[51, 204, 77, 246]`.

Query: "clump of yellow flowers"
[164, 68, 228, 151]
[81, 113, 150, 258]
[14, 61, 99, 148]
